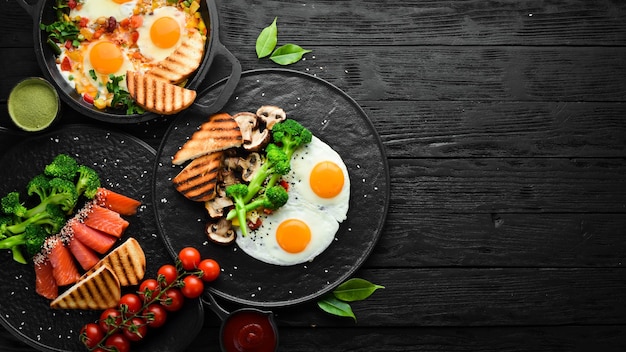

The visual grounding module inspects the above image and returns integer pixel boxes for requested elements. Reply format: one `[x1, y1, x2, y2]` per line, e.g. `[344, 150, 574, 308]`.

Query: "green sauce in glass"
[8, 78, 59, 132]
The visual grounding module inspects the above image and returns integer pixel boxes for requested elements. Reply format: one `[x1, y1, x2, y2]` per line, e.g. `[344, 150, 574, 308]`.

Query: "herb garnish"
[255, 17, 311, 65]
[317, 278, 384, 322]
[107, 75, 145, 115]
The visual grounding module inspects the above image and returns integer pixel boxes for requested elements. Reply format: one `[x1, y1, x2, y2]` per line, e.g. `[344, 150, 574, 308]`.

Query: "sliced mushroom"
[204, 195, 234, 218]
[205, 218, 235, 245]
[241, 152, 262, 182]
[233, 112, 258, 143]
[243, 129, 270, 151]
[256, 105, 286, 130]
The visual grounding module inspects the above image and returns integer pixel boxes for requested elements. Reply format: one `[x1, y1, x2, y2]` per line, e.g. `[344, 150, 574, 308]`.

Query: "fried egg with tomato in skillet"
[53, 0, 206, 111]
[235, 136, 351, 266]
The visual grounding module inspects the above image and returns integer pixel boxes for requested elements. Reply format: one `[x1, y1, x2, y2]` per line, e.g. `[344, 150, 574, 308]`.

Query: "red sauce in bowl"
[221, 309, 277, 352]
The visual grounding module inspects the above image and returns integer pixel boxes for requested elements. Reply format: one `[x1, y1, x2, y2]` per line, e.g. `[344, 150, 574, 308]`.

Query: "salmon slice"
[83, 205, 129, 238]
[95, 187, 142, 216]
[68, 235, 100, 271]
[70, 220, 117, 254]
[47, 237, 81, 287]
[34, 255, 58, 300]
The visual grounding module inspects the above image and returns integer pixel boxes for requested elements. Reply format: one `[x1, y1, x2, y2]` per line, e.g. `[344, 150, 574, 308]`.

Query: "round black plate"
[153, 69, 390, 308]
[0, 125, 203, 352]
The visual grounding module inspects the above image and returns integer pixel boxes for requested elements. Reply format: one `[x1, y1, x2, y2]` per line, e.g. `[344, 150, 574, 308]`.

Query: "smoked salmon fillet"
[34, 255, 58, 300]
[83, 205, 129, 238]
[95, 187, 142, 216]
[46, 237, 81, 287]
[70, 220, 117, 255]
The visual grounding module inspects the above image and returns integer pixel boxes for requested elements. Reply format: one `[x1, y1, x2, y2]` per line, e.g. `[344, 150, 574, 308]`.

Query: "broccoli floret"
[1, 192, 27, 218]
[4, 204, 66, 237]
[44, 154, 78, 181]
[242, 144, 290, 203]
[0, 224, 49, 263]
[27, 174, 52, 203]
[265, 119, 312, 188]
[226, 185, 288, 221]
[271, 119, 313, 159]
[225, 183, 251, 237]
[76, 165, 101, 199]
[24, 177, 78, 217]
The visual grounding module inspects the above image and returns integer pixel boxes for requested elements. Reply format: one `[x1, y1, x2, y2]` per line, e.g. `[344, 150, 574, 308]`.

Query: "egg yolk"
[276, 219, 311, 254]
[150, 16, 181, 49]
[309, 161, 345, 198]
[89, 41, 124, 75]
[112, 0, 133, 3]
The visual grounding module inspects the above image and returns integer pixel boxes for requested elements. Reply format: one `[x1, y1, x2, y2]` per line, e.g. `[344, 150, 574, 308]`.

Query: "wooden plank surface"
[0, 0, 625, 351]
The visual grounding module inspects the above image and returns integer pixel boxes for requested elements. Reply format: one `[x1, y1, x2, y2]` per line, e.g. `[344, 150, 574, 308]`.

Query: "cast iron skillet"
[17, 0, 241, 124]
[0, 125, 205, 352]
[153, 69, 390, 308]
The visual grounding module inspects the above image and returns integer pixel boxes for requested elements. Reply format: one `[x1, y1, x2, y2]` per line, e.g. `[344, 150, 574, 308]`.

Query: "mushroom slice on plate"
[256, 105, 286, 129]
[206, 218, 236, 245]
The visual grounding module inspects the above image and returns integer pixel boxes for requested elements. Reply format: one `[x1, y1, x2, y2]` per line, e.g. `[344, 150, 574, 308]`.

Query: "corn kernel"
[94, 98, 107, 110]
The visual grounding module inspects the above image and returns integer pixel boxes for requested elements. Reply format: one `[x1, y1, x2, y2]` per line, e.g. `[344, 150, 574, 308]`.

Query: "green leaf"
[256, 17, 278, 58]
[317, 295, 356, 322]
[269, 44, 312, 65]
[332, 278, 385, 302]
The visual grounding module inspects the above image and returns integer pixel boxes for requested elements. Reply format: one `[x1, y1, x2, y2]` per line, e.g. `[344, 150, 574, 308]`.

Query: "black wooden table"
[1, 0, 625, 351]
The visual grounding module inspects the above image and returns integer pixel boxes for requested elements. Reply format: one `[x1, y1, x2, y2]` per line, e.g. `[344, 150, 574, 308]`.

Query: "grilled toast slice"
[147, 29, 205, 84]
[81, 237, 146, 287]
[173, 151, 223, 202]
[172, 112, 243, 165]
[50, 265, 120, 310]
[126, 71, 197, 115]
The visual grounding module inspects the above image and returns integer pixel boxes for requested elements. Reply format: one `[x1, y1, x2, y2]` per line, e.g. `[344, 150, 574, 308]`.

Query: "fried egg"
[284, 136, 351, 222]
[235, 198, 340, 266]
[234, 134, 350, 266]
[70, 0, 137, 21]
[136, 6, 186, 62]
[84, 40, 134, 92]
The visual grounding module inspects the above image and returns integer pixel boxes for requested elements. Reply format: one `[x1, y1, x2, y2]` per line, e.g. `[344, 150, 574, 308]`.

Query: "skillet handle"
[201, 292, 230, 321]
[191, 42, 242, 114]
[16, 0, 36, 18]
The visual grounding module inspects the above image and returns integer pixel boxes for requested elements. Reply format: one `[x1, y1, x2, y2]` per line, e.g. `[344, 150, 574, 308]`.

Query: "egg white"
[136, 6, 186, 62]
[235, 198, 339, 266]
[283, 136, 351, 222]
[70, 0, 137, 21]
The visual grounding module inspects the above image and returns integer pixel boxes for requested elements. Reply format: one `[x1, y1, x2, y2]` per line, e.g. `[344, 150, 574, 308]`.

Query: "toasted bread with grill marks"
[148, 29, 205, 84]
[50, 265, 120, 310]
[81, 237, 146, 287]
[126, 71, 196, 115]
[172, 112, 242, 165]
[173, 151, 223, 202]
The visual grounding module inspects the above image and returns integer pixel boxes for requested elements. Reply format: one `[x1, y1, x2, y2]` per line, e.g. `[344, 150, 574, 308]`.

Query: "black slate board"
[153, 69, 390, 308]
[0, 125, 204, 352]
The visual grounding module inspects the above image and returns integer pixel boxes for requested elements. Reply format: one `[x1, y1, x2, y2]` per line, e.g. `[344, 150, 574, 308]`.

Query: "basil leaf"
[256, 17, 278, 58]
[317, 295, 356, 322]
[269, 44, 312, 65]
[332, 278, 385, 302]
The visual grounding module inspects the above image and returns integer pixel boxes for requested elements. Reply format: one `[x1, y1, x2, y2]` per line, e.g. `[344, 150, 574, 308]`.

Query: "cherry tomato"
[139, 278, 161, 302]
[179, 247, 202, 270]
[105, 333, 130, 352]
[119, 293, 142, 315]
[160, 288, 185, 312]
[181, 275, 204, 298]
[122, 317, 148, 342]
[143, 304, 168, 328]
[198, 258, 220, 282]
[80, 323, 104, 349]
[157, 264, 178, 287]
[99, 308, 122, 333]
